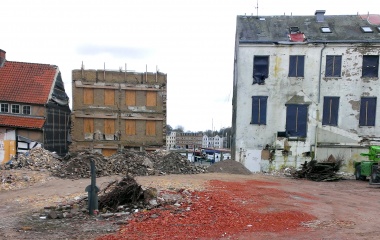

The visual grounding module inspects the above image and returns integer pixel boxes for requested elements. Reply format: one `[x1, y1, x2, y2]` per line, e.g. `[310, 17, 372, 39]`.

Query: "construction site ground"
[1, 169, 380, 240]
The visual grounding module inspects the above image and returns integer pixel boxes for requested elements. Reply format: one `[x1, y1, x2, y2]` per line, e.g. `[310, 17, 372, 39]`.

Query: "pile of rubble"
[290, 155, 344, 181]
[0, 148, 63, 171]
[1, 148, 208, 179]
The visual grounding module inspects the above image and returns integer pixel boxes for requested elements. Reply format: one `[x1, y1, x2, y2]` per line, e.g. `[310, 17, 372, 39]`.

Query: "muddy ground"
[1, 169, 380, 240]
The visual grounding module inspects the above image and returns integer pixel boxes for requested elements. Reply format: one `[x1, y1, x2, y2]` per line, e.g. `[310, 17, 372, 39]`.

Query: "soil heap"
[207, 159, 252, 175]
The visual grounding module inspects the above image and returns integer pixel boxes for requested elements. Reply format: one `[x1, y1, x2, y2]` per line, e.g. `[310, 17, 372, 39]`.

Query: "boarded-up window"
[125, 120, 136, 135]
[102, 149, 117, 157]
[104, 119, 115, 134]
[289, 55, 305, 77]
[286, 104, 308, 137]
[84, 118, 94, 133]
[322, 97, 339, 126]
[251, 96, 268, 125]
[126, 90, 136, 106]
[83, 88, 94, 104]
[146, 120, 156, 136]
[146, 92, 157, 106]
[104, 89, 115, 105]
[359, 97, 377, 126]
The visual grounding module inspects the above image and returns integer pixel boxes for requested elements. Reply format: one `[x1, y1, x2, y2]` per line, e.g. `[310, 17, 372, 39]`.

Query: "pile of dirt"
[207, 159, 252, 175]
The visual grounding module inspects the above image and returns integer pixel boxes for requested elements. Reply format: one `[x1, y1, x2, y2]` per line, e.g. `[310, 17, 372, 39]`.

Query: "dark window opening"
[251, 96, 268, 125]
[253, 56, 269, 85]
[289, 55, 305, 77]
[325, 55, 342, 77]
[22, 105, 31, 115]
[0, 103, 9, 113]
[11, 104, 20, 114]
[322, 97, 339, 126]
[362, 55, 379, 78]
[359, 97, 376, 126]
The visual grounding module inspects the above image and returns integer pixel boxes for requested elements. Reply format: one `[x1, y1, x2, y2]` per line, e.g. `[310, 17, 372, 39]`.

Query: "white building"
[166, 131, 177, 149]
[232, 11, 380, 172]
[202, 135, 224, 149]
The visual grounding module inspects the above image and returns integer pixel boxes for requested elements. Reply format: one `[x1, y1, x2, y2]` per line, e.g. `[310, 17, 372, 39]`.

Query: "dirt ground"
[1, 169, 380, 240]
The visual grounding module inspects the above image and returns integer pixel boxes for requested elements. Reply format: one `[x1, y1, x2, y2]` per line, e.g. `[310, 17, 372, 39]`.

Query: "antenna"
[255, 0, 259, 18]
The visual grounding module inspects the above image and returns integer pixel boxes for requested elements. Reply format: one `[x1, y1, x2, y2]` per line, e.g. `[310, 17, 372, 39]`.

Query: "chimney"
[315, 10, 326, 22]
[0, 49, 6, 67]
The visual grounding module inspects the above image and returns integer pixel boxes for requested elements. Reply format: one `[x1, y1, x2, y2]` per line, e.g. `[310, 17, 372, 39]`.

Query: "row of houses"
[0, 49, 167, 162]
[166, 132, 225, 149]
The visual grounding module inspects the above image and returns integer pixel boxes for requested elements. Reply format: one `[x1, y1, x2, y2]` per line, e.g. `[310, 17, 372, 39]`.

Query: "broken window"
[252, 56, 269, 84]
[104, 89, 115, 105]
[286, 104, 308, 137]
[126, 90, 136, 106]
[11, 104, 20, 114]
[125, 120, 136, 135]
[83, 88, 94, 105]
[251, 96, 268, 125]
[22, 105, 31, 115]
[322, 97, 339, 126]
[362, 55, 379, 78]
[359, 97, 376, 126]
[146, 91, 157, 107]
[146, 120, 156, 136]
[0, 103, 8, 113]
[325, 55, 342, 77]
[289, 55, 305, 77]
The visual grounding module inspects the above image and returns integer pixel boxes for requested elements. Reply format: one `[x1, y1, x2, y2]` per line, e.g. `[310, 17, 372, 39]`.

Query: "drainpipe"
[315, 43, 327, 160]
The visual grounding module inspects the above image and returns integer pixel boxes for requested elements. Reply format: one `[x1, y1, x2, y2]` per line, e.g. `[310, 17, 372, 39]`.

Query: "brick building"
[70, 65, 167, 156]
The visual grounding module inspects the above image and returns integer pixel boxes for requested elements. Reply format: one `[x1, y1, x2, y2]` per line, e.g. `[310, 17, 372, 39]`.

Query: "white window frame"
[0, 103, 9, 113]
[22, 105, 31, 115]
[11, 104, 20, 114]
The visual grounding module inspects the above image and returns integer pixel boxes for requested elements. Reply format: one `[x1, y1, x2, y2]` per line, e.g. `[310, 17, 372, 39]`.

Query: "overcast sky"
[2, 0, 378, 132]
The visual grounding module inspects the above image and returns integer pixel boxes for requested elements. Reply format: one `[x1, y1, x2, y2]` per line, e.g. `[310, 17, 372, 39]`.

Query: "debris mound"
[54, 150, 208, 179]
[291, 156, 343, 181]
[207, 159, 252, 175]
[0, 147, 62, 171]
[98, 175, 144, 211]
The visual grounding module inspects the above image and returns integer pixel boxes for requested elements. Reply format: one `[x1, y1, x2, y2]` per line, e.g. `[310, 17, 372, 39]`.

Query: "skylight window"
[361, 26, 373, 33]
[321, 27, 332, 33]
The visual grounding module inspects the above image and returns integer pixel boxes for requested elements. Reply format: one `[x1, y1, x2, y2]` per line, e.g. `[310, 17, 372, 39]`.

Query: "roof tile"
[0, 114, 44, 129]
[0, 61, 57, 104]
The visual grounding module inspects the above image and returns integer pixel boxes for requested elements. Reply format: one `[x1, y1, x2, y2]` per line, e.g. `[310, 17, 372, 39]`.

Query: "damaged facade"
[232, 11, 380, 172]
[0, 49, 71, 163]
[70, 66, 167, 156]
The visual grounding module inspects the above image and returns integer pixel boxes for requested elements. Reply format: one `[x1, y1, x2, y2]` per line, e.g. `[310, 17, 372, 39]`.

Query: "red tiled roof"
[0, 114, 45, 129]
[0, 61, 57, 104]
[360, 14, 380, 25]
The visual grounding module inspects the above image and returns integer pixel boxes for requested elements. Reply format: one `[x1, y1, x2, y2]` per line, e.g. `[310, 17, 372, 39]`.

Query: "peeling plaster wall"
[233, 43, 380, 171]
[234, 44, 320, 164]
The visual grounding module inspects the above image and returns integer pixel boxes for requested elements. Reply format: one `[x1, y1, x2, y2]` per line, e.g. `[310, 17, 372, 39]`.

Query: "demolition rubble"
[1, 148, 208, 178]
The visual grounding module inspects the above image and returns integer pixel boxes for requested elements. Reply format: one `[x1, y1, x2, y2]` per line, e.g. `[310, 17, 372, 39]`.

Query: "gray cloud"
[76, 45, 153, 59]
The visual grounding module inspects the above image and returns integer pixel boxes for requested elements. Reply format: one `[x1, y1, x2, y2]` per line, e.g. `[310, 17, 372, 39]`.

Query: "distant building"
[202, 135, 224, 149]
[175, 132, 203, 149]
[166, 131, 177, 149]
[0, 49, 71, 163]
[232, 11, 380, 172]
[70, 66, 167, 156]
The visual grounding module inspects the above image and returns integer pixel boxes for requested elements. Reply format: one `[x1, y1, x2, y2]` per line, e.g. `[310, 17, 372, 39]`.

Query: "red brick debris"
[98, 180, 316, 240]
